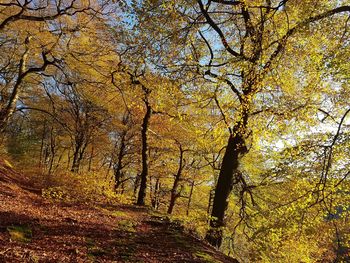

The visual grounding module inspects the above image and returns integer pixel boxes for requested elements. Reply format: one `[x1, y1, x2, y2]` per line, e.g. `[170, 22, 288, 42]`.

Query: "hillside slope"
[0, 160, 238, 263]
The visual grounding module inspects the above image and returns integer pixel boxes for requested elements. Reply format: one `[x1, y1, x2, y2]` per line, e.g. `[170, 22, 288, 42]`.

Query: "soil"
[0, 160, 238, 263]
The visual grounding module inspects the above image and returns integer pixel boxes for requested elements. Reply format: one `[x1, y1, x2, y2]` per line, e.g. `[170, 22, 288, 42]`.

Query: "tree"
[0, 0, 108, 133]
[167, 141, 187, 214]
[131, 0, 350, 247]
[2, 1, 350, 260]
[136, 83, 152, 205]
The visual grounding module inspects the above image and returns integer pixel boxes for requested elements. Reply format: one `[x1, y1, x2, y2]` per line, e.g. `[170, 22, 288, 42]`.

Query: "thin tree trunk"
[77, 141, 88, 172]
[0, 37, 30, 132]
[167, 144, 185, 214]
[71, 138, 85, 173]
[71, 147, 80, 172]
[136, 92, 152, 205]
[133, 174, 141, 199]
[114, 131, 126, 193]
[47, 127, 56, 175]
[186, 180, 195, 216]
[151, 177, 160, 210]
[39, 121, 47, 168]
[207, 188, 215, 221]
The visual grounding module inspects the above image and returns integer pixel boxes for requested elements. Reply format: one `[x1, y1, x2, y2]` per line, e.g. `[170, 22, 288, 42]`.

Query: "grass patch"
[98, 207, 132, 219]
[87, 246, 111, 259]
[117, 219, 137, 233]
[111, 210, 130, 218]
[114, 237, 136, 262]
[85, 237, 111, 260]
[193, 251, 220, 263]
[7, 225, 32, 243]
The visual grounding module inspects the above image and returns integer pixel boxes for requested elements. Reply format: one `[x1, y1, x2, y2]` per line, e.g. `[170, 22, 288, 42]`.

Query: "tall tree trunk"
[114, 131, 126, 193]
[39, 121, 47, 168]
[0, 37, 30, 132]
[133, 174, 141, 199]
[207, 188, 215, 221]
[71, 146, 80, 173]
[205, 129, 247, 247]
[47, 127, 56, 175]
[71, 144, 83, 173]
[71, 136, 87, 173]
[136, 93, 152, 205]
[0, 37, 52, 132]
[204, 78, 252, 247]
[186, 180, 195, 216]
[151, 177, 160, 210]
[167, 144, 185, 214]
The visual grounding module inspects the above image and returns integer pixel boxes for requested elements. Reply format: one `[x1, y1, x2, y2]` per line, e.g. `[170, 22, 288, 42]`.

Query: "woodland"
[0, 0, 350, 262]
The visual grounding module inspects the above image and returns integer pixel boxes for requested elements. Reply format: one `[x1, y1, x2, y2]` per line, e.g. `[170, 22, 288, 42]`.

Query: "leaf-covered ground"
[0, 161, 237, 263]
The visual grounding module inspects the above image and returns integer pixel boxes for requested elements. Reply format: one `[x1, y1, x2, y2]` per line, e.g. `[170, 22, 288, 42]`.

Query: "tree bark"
[114, 131, 126, 193]
[167, 144, 185, 214]
[133, 174, 141, 199]
[71, 134, 88, 173]
[205, 128, 247, 247]
[207, 188, 215, 221]
[0, 38, 30, 132]
[186, 180, 195, 216]
[151, 177, 161, 210]
[0, 38, 54, 132]
[39, 121, 47, 168]
[71, 141, 82, 173]
[136, 92, 152, 205]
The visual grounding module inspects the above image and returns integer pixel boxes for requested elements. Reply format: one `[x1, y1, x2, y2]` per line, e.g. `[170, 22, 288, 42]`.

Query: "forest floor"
[0, 160, 237, 263]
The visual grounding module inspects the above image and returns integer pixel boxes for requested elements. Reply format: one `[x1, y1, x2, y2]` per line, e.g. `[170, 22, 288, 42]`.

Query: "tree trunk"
[205, 131, 247, 247]
[88, 146, 94, 172]
[71, 136, 87, 173]
[0, 38, 30, 132]
[47, 127, 56, 175]
[167, 144, 185, 214]
[151, 177, 160, 210]
[207, 188, 215, 221]
[39, 121, 47, 168]
[71, 146, 80, 173]
[114, 131, 126, 193]
[136, 94, 152, 205]
[186, 180, 195, 216]
[133, 174, 141, 199]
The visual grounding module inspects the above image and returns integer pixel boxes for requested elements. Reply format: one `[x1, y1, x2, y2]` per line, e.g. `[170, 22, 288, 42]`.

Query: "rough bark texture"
[205, 96, 250, 247]
[186, 180, 195, 216]
[0, 38, 30, 132]
[167, 144, 185, 214]
[151, 177, 161, 209]
[71, 138, 87, 173]
[205, 132, 247, 247]
[137, 92, 152, 205]
[0, 38, 54, 133]
[114, 131, 126, 192]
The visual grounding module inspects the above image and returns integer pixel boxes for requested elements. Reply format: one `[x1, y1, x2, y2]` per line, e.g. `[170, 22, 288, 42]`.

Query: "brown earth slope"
[0, 160, 238, 263]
